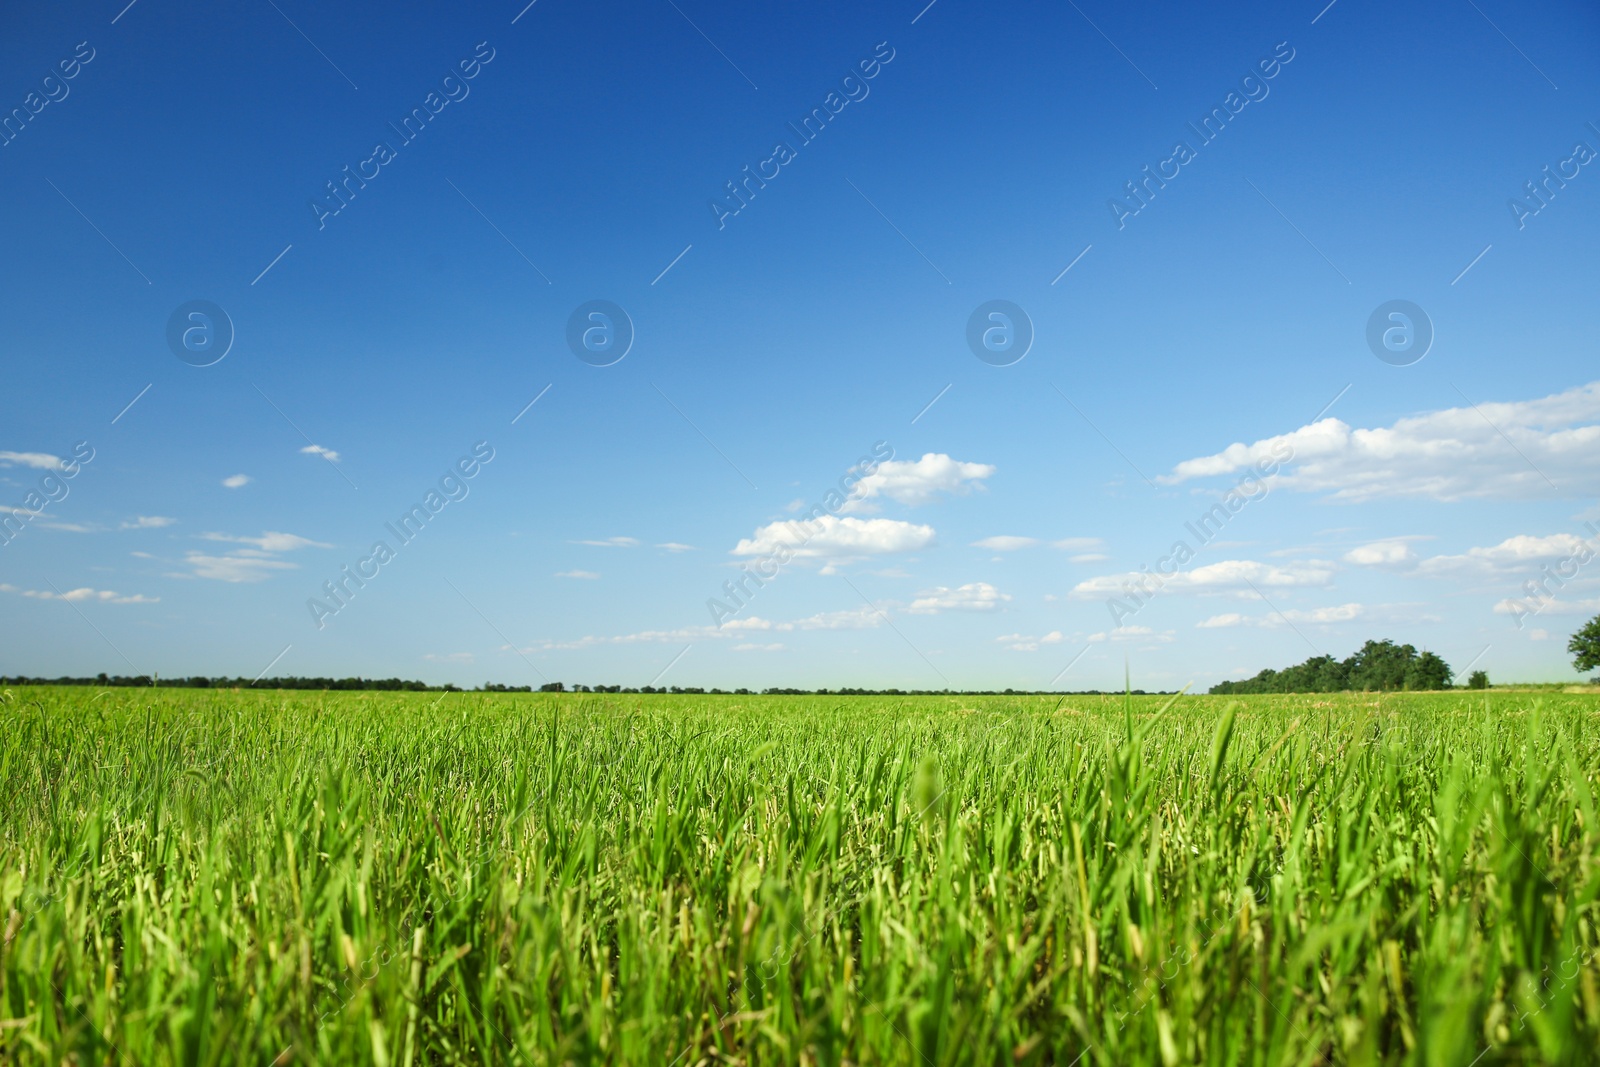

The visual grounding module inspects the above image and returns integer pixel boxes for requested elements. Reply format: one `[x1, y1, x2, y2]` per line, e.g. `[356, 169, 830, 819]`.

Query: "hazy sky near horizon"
[3, 0, 1599, 691]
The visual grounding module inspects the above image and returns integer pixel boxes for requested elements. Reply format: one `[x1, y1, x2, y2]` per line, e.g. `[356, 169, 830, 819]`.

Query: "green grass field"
[2, 686, 1598, 1065]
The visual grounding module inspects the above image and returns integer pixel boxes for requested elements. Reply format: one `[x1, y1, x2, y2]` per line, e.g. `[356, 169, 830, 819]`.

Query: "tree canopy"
[1570, 615, 1600, 675]
[1210, 639, 1453, 694]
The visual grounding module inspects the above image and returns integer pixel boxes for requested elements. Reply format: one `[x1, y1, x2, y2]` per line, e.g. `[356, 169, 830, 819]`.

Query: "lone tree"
[1571, 614, 1600, 674]
[1467, 670, 1489, 690]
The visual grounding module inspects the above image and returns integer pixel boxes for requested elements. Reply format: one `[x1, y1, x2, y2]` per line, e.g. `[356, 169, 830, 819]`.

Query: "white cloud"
[179, 553, 301, 583]
[1350, 532, 1599, 581]
[0, 504, 93, 532]
[1164, 381, 1600, 501]
[1343, 540, 1417, 567]
[972, 535, 1038, 551]
[1069, 553, 1110, 564]
[906, 582, 1010, 614]
[1086, 626, 1175, 644]
[121, 516, 176, 530]
[1072, 559, 1336, 600]
[222, 474, 251, 489]
[1200, 602, 1402, 629]
[571, 536, 640, 548]
[784, 605, 884, 630]
[524, 602, 894, 651]
[200, 531, 330, 553]
[0, 451, 63, 470]
[1, 583, 156, 604]
[656, 542, 695, 552]
[843, 453, 995, 512]
[1052, 538, 1104, 552]
[996, 630, 1064, 652]
[526, 615, 779, 651]
[1275, 602, 1364, 625]
[1416, 534, 1595, 580]
[300, 445, 342, 463]
[555, 570, 600, 579]
[732, 515, 936, 563]
[22, 517, 96, 533]
[182, 530, 329, 582]
[1494, 595, 1600, 618]
[1529, 628, 1552, 640]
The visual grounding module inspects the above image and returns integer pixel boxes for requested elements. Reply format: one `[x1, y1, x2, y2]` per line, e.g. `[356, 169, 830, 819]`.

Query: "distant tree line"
[0, 674, 1167, 696]
[0, 674, 446, 691]
[1209, 640, 1453, 694]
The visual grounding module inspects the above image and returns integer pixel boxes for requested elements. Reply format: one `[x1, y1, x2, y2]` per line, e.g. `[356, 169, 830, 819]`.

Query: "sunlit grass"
[1, 686, 1597, 1064]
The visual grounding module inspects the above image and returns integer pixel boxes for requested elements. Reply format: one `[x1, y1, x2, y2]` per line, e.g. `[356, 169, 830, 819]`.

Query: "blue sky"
[3, 0, 1598, 690]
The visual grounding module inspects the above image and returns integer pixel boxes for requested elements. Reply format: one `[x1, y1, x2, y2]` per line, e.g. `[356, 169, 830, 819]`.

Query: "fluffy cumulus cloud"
[1350, 528, 1600, 626]
[1072, 559, 1336, 600]
[300, 444, 342, 463]
[906, 582, 1010, 614]
[0, 583, 157, 604]
[1342, 540, 1419, 567]
[732, 515, 936, 563]
[1164, 381, 1600, 501]
[222, 474, 251, 489]
[1347, 531, 1600, 580]
[842, 453, 995, 512]
[179, 530, 331, 582]
[725, 453, 992, 570]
